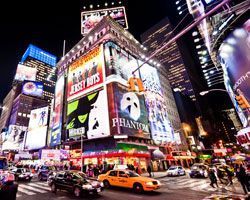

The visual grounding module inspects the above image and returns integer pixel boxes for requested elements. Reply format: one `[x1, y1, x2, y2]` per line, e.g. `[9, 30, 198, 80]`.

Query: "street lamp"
[199, 89, 228, 96]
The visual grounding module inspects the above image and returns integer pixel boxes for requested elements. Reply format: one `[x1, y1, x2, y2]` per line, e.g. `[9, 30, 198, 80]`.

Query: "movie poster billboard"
[81, 6, 128, 35]
[22, 80, 43, 97]
[14, 64, 37, 81]
[139, 62, 174, 143]
[103, 41, 140, 82]
[50, 75, 64, 146]
[25, 106, 49, 150]
[2, 125, 27, 150]
[67, 45, 104, 101]
[219, 21, 250, 127]
[107, 83, 150, 139]
[66, 89, 110, 139]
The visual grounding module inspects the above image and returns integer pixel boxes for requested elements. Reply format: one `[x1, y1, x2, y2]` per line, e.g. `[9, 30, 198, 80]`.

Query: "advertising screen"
[108, 83, 150, 139]
[103, 41, 140, 82]
[139, 62, 174, 143]
[2, 125, 27, 150]
[219, 21, 250, 127]
[50, 75, 64, 146]
[14, 64, 37, 81]
[22, 80, 43, 97]
[25, 106, 48, 150]
[81, 6, 128, 35]
[67, 45, 104, 101]
[41, 149, 61, 161]
[66, 89, 110, 139]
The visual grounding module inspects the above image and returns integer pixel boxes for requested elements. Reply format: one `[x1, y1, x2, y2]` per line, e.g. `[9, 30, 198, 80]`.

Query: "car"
[50, 170, 104, 197]
[0, 170, 18, 200]
[189, 163, 208, 178]
[38, 165, 57, 181]
[12, 168, 33, 181]
[98, 169, 161, 193]
[167, 166, 186, 176]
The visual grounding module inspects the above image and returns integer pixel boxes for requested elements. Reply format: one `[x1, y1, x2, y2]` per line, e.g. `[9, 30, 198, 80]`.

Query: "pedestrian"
[147, 165, 152, 177]
[217, 166, 226, 184]
[208, 168, 219, 188]
[225, 166, 234, 185]
[236, 165, 249, 195]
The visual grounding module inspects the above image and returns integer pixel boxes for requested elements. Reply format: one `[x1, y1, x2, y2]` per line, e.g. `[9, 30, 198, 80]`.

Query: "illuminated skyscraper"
[141, 17, 197, 102]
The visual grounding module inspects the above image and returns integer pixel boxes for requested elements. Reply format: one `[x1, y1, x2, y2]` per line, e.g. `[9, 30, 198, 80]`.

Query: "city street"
[16, 174, 247, 200]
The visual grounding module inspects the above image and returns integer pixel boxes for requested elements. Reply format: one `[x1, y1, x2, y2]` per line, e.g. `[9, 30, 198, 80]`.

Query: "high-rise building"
[55, 17, 190, 171]
[19, 44, 57, 102]
[141, 17, 197, 102]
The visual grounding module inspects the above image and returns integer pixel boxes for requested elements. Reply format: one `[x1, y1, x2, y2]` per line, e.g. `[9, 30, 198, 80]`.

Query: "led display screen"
[67, 45, 104, 101]
[81, 6, 128, 35]
[2, 125, 27, 150]
[50, 74, 64, 146]
[66, 89, 110, 139]
[25, 106, 48, 150]
[14, 64, 37, 81]
[219, 21, 250, 127]
[103, 41, 140, 82]
[107, 83, 150, 139]
[22, 80, 43, 97]
[139, 62, 174, 143]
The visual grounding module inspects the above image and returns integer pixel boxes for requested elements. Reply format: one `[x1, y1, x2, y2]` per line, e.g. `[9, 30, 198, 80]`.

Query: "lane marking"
[19, 184, 47, 193]
[17, 187, 36, 195]
[28, 183, 50, 190]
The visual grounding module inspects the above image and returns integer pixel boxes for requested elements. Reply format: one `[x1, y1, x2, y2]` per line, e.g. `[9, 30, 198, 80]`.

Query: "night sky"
[0, 0, 172, 102]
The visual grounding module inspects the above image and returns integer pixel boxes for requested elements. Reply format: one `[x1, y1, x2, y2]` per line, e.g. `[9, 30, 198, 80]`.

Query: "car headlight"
[146, 182, 153, 186]
[82, 184, 93, 190]
[19, 175, 24, 178]
[157, 180, 161, 185]
[199, 170, 204, 174]
[100, 182, 104, 187]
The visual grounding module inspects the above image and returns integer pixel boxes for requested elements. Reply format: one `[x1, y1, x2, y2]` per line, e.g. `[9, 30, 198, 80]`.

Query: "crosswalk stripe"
[19, 184, 47, 193]
[17, 187, 36, 195]
[36, 181, 49, 186]
[28, 183, 50, 190]
[16, 193, 22, 198]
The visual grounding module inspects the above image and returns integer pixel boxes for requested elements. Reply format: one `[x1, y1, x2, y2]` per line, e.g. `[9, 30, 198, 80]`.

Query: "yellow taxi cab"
[98, 169, 161, 193]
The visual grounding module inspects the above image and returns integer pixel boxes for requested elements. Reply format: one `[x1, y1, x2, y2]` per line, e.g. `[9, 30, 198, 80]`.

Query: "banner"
[25, 106, 48, 150]
[66, 89, 110, 139]
[50, 75, 64, 146]
[108, 83, 150, 139]
[14, 64, 37, 81]
[22, 80, 43, 97]
[139, 62, 174, 143]
[67, 45, 104, 101]
[2, 125, 27, 150]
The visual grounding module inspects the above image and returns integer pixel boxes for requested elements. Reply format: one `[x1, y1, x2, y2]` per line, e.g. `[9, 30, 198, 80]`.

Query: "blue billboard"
[22, 80, 43, 97]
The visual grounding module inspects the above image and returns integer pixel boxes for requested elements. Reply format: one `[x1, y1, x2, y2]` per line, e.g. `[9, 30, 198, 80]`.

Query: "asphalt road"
[15, 175, 247, 200]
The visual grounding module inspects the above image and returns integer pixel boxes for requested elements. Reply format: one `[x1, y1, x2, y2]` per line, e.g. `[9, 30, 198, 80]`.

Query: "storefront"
[171, 151, 196, 168]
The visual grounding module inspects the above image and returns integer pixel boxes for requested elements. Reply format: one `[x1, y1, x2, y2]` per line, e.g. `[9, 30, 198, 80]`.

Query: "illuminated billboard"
[25, 106, 48, 150]
[219, 21, 250, 127]
[139, 62, 174, 143]
[103, 41, 140, 82]
[81, 6, 128, 35]
[22, 80, 43, 97]
[2, 125, 27, 150]
[67, 45, 104, 101]
[50, 75, 64, 146]
[66, 89, 110, 139]
[107, 83, 150, 139]
[14, 64, 37, 81]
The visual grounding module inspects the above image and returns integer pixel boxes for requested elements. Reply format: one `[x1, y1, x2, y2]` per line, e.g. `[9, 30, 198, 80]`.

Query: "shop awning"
[82, 151, 150, 159]
[166, 154, 176, 161]
[151, 149, 165, 160]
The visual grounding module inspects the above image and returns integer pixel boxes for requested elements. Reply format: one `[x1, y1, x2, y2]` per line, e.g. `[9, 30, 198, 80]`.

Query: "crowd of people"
[208, 164, 249, 195]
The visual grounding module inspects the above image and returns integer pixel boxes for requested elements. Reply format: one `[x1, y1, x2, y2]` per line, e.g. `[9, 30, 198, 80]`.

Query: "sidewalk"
[141, 169, 191, 179]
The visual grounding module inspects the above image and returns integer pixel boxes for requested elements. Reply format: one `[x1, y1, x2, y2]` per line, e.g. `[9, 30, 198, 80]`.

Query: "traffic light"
[127, 77, 145, 92]
[235, 94, 250, 109]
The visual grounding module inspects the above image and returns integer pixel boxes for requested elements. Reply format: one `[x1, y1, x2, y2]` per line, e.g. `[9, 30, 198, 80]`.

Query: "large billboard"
[108, 83, 150, 139]
[2, 125, 27, 150]
[25, 106, 49, 150]
[66, 89, 110, 139]
[67, 45, 104, 101]
[139, 62, 174, 143]
[103, 41, 140, 82]
[81, 6, 128, 35]
[50, 75, 64, 146]
[219, 21, 250, 127]
[22, 80, 43, 97]
[14, 64, 37, 81]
